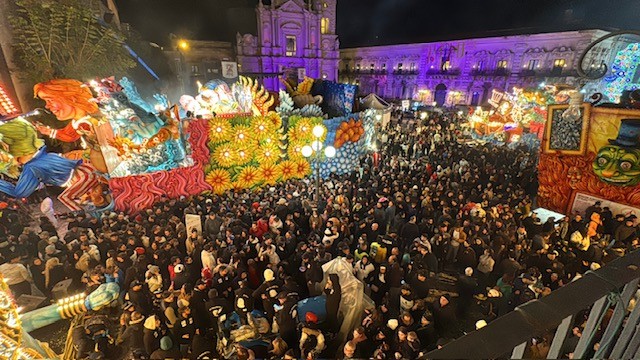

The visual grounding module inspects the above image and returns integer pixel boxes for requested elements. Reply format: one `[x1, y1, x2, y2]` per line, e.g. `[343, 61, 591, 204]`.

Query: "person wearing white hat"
[252, 268, 281, 320]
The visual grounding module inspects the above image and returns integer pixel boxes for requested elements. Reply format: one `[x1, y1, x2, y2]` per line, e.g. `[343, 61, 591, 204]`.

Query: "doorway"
[471, 92, 480, 106]
[434, 83, 447, 106]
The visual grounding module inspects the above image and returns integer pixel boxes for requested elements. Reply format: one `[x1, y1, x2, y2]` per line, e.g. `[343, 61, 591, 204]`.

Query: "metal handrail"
[424, 250, 640, 359]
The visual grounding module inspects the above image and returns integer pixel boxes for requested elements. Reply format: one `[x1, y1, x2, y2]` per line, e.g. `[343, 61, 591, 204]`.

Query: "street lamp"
[302, 125, 335, 203]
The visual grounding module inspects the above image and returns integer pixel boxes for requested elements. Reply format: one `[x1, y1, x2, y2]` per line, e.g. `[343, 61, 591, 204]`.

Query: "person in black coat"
[143, 315, 167, 355]
[275, 291, 299, 347]
[116, 311, 146, 357]
[191, 280, 210, 332]
[415, 313, 437, 351]
[235, 280, 254, 325]
[409, 270, 430, 301]
[128, 280, 152, 316]
[430, 294, 460, 339]
[252, 268, 282, 321]
[324, 273, 342, 333]
[400, 216, 421, 251]
[302, 253, 324, 297]
[456, 268, 479, 319]
[370, 264, 390, 304]
[206, 288, 233, 333]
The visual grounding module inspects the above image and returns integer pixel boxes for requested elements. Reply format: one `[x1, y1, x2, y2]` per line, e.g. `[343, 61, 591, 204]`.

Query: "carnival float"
[0, 75, 372, 215]
[466, 85, 575, 150]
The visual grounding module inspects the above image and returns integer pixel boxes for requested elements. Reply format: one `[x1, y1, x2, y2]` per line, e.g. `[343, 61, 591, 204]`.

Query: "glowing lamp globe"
[324, 146, 336, 158]
[301, 145, 313, 158]
[312, 125, 325, 138]
[312, 140, 322, 151]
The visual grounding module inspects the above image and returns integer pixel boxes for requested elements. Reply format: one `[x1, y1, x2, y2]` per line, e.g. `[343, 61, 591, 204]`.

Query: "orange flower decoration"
[278, 160, 297, 181]
[258, 163, 281, 185]
[294, 159, 311, 178]
[266, 112, 282, 128]
[235, 166, 261, 188]
[206, 169, 232, 195]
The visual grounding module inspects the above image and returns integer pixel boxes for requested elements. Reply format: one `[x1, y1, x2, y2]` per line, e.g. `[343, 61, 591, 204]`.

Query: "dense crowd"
[0, 109, 638, 360]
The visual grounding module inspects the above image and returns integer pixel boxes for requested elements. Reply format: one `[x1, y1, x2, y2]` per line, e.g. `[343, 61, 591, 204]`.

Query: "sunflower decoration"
[231, 125, 252, 145]
[286, 123, 303, 143]
[251, 116, 276, 141]
[209, 118, 232, 143]
[278, 160, 297, 181]
[258, 163, 281, 185]
[293, 118, 316, 143]
[266, 112, 282, 128]
[235, 166, 261, 188]
[255, 142, 280, 165]
[287, 140, 306, 160]
[294, 159, 312, 178]
[206, 169, 232, 195]
[212, 143, 237, 168]
[234, 145, 254, 166]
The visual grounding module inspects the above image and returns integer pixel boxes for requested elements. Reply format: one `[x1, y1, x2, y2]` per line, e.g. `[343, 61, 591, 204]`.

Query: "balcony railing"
[425, 69, 460, 76]
[424, 249, 640, 359]
[518, 69, 579, 78]
[339, 69, 389, 75]
[470, 68, 510, 77]
[392, 70, 419, 75]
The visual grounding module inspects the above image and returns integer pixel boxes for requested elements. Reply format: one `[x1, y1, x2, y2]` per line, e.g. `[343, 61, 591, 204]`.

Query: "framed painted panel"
[544, 103, 591, 155]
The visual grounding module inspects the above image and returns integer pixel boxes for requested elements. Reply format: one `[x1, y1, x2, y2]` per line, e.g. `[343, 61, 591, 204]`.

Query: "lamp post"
[302, 125, 336, 204]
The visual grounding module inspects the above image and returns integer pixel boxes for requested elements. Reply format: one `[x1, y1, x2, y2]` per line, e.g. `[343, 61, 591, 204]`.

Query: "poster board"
[185, 214, 202, 237]
[221, 61, 238, 79]
[569, 191, 640, 218]
[543, 104, 590, 155]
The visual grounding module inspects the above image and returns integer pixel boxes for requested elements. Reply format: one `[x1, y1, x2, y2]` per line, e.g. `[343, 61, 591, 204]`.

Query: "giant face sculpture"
[593, 145, 640, 187]
[567, 166, 583, 189]
[34, 79, 99, 120]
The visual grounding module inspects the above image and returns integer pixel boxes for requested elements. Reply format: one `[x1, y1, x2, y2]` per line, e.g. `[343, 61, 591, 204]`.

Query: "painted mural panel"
[538, 107, 640, 215]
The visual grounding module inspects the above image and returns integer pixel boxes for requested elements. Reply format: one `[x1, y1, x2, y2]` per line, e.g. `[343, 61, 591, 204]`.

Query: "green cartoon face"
[593, 145, 640, 186]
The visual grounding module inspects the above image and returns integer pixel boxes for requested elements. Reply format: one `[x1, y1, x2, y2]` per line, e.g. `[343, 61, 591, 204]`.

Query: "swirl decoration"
[109, 119, 211, 214]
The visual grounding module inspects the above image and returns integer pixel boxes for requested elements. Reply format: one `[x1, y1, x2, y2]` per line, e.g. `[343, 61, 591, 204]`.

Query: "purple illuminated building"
[236, 0, 339, 91]
[339, 30, 629, 105]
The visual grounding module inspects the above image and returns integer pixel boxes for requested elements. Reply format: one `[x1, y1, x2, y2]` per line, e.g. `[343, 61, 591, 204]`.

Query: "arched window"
[321, 18, 330, 34]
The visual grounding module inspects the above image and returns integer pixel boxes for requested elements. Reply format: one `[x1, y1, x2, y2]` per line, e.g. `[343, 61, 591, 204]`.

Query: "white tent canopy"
[361, 93, 392, 111]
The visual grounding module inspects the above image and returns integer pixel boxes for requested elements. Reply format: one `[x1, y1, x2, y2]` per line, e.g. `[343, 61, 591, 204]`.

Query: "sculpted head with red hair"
[34, 79, 99, 120]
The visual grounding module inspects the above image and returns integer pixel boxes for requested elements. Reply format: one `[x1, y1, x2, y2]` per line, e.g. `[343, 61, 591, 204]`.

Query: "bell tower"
[314, 0, 336, 35]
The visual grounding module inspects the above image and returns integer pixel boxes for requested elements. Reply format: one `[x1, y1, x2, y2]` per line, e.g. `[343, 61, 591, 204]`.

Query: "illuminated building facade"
[339, 30, 631, 105]
[165, 39, 236, 95]
[236, 0, 340, 90]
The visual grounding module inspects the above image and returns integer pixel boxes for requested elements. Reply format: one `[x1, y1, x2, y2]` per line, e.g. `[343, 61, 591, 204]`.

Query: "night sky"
[115, 0, 640, 47]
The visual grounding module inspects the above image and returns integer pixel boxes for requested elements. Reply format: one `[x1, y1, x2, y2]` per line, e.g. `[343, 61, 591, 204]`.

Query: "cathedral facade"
[236, 0, 340, 91]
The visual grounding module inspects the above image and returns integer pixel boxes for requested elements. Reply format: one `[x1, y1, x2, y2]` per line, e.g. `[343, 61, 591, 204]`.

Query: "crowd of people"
[0, 109, 638, 360]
